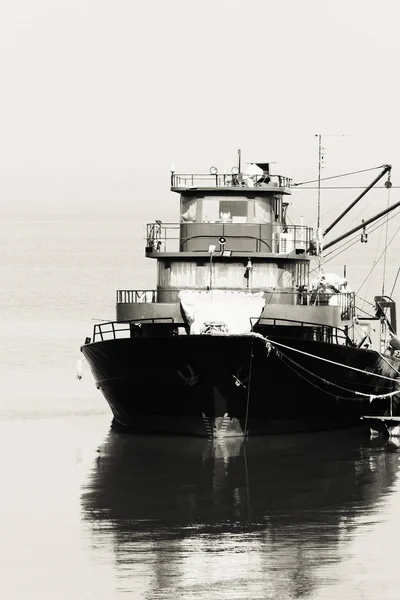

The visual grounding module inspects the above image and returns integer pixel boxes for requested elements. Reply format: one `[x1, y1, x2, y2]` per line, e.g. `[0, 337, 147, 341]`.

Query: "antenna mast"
[316, 134, 322, 229]
[315, 133, 349, 230]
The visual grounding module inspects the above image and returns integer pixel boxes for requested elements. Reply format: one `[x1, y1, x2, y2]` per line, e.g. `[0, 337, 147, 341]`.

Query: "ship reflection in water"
[81, 430, 400, 599]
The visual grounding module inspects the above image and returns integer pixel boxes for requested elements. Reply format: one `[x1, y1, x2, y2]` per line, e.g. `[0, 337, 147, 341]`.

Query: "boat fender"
[76, 358, 83, 380]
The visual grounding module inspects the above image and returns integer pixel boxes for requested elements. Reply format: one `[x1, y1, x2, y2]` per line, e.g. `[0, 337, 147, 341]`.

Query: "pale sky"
[1, 0, 400, 223]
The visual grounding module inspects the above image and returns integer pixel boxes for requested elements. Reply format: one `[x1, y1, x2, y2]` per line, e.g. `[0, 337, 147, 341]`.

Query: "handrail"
[146, 222, 312, 254]
[250, 316, 354, 346]
[93, 318, 175, 342]
[171, 172, 292, 189]
[116, 289, 183, 303]
[91, 315, 353, 344]
[179, 234, 273, 252]
[116, 290, 158, 303]
[115, 288, 355, 321]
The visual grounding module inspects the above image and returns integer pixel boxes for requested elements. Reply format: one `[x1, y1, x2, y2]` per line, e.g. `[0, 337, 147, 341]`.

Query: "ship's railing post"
[116, 289, 160, 304]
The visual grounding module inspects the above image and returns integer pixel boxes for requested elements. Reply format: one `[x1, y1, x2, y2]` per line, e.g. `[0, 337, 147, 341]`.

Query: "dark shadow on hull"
[82, 335, 400, 436]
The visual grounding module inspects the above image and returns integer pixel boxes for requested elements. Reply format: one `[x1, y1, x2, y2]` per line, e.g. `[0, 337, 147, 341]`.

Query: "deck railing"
[116, 289, 158, 304]
[116, 289, 355, 321]
[91, 316, 352, 344]
[250, 317, 353, 346]
[92, 318, 175, 342]
[301, 290, 355, 320]
[171, 172, 292, 189]
[146, 222, 313, 254]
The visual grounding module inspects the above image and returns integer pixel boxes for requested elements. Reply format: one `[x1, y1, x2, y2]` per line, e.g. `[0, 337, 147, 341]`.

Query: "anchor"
[177, 364, 200, 386]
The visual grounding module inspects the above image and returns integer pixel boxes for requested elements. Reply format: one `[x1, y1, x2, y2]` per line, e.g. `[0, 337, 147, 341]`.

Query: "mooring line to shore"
[276, 350, 400, 402]
[268, 339, 399, 382]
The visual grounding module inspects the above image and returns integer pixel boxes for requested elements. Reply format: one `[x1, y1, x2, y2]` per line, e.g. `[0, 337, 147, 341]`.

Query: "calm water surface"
[1, 417, 400, 599]
[2, 212, 400, 599]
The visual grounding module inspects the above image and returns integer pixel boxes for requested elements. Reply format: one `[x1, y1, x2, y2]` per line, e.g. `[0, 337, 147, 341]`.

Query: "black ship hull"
[81, 334, 400, 437]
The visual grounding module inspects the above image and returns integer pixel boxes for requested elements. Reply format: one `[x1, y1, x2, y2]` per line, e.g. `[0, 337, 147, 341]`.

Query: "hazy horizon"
[1, 1, 400, 218]
[2, 1, 400, 302]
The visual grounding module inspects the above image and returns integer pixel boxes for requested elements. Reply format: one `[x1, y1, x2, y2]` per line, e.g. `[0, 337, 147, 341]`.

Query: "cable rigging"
[292, 164, 388, 187]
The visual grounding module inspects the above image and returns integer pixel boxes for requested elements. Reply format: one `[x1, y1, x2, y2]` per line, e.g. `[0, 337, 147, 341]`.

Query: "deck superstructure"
[117, 163, 353, 333]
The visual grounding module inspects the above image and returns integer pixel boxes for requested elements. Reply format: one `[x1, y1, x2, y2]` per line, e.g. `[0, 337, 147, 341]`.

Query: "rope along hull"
[81, 335, 400, 437]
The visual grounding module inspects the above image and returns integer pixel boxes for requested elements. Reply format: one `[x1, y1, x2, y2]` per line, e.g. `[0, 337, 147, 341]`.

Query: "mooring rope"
[374, 349, 400, 376]
[278, 351, 371, 401]
[268, 339, 399, 382]
[277, 348, 400, 402]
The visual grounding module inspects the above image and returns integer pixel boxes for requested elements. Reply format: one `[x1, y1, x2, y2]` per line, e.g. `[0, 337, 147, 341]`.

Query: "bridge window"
[202, 198, 220, 222]
[201, 197, 248, 223]
[181, 197, 197, 222]
[254, 198, 272, 223]
[220, 200, 247, 223]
